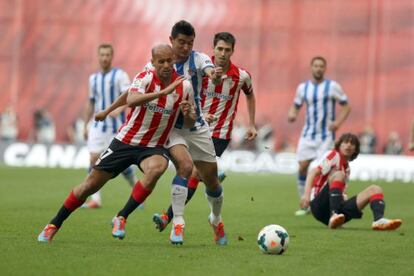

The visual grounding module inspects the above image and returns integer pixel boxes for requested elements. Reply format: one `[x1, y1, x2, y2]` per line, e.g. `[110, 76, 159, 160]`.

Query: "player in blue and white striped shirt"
[82, 44, 137, 208]
[288, 56, 351, 216]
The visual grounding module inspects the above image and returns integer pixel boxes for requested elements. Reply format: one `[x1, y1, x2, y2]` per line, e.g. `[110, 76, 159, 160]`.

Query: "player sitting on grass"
[300, 132, 402, 230]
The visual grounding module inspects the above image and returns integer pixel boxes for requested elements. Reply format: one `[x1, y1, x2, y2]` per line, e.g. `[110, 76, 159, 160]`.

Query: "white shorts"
[87, 126, 116, 154]
[296, 137, 334, 162]
[166, 125, 216, 163]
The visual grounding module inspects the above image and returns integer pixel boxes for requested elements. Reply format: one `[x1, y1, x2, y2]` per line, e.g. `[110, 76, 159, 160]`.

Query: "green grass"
[0, 166, 413, 275]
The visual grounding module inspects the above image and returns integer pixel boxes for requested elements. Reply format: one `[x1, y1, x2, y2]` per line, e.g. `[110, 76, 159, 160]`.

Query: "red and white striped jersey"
[201, 60, 253, 140]
[312, 150, 350, 198]
[116, 70, 193, 147]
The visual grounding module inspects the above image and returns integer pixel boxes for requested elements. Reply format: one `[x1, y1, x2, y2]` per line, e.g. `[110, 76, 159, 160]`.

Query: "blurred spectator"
[34, 109, 55, 143]
[0, 107, 18, 142]
[359, 124, 377, 154]
[383, 131, 403, 155]
[255, 123, 275, 152]
[67, 117, 86, 145]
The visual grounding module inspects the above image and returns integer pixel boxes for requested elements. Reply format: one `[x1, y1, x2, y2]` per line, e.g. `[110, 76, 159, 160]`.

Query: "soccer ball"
[257, 224, 289, 255]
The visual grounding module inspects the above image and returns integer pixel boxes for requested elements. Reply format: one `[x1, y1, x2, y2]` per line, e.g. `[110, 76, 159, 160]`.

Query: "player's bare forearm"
[181, 100, 196, 128]
[107, 92, 128, 114]
[246, 93, 257, 140]
[287, 105, 300, 123]
[83, 101, 94, 124]
[246, 92, 256, 128]
[183, 113, 196, 128]
[332, 104, 351, 129]
[301, 168, 320, 209]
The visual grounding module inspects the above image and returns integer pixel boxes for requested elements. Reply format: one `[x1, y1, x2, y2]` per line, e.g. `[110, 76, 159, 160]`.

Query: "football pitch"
[0, 166, 413, 275]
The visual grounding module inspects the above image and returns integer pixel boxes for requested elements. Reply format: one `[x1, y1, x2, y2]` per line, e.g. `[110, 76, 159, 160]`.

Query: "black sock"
[329, 188, 343, 215]
[50, 206, 72, 228]
[166, 187, 197, 223]
[370, 199, 385, 221]
[118, 196, 140, 219]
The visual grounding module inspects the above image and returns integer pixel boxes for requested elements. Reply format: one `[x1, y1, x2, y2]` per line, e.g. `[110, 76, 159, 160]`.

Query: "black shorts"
[212, 137, 230, 157]
[94, 138, 170, 177]
[310, 184, 363, 225]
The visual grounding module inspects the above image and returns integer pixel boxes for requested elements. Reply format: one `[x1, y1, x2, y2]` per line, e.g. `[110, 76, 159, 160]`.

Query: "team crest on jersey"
[132, 78, 143, 89]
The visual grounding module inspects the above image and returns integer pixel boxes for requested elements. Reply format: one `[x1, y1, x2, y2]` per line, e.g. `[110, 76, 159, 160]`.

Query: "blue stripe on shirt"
[321, 80, 331, 141]
[101, 72, 107, 132]
[331, 98, 336, 140]
[303, 81, 310, 137]
[93, 74, 98, 128]
[110, 68, 118, 133]
[311, 82, 319, 140]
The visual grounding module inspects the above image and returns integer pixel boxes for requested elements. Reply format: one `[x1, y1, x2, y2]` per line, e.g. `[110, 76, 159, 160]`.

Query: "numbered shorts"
[166, 125, 216, 162]
[94, 138, 170, 177]
[310, 184, 363, 225]
[87, 126, 116, 153]
[296, 137, 334, 162]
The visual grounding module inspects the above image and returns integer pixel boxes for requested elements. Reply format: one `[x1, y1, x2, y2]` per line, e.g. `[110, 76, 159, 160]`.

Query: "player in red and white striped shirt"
[153, 32, 257, 232]
[301, 133, 402, 230]
[38, 45, 196, 244]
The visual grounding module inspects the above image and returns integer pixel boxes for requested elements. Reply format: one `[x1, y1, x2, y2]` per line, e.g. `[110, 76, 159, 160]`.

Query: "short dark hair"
[213, 32, 236, 49]
[311, 56, 326, 66]
[98, 43, 114, 55]
[334, 133, 360, 161]
[171, 20, 195, 39]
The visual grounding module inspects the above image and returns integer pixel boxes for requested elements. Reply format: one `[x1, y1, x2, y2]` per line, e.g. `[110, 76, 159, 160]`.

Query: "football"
[257, 224, 289, 255]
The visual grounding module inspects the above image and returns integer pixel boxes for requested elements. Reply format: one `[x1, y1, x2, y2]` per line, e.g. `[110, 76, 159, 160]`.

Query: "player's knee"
[368, 184, 382, 195]
[177, 161, 193, 178]
[146, 162, 168, 178]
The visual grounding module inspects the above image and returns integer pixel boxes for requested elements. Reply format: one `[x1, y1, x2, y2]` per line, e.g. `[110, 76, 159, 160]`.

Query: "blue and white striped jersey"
[88, 68, 130, 133]
[145, 50, 214, 130]
[294, 79, 348, 141]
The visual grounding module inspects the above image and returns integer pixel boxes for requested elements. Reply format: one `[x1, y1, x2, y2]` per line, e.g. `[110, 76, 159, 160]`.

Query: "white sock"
[297, 177, 306, 197]
[91, 190, 102, 205]
[207, 193, 223, 226]
[171, 184, 187, 225]
[122, 166, 137, 187]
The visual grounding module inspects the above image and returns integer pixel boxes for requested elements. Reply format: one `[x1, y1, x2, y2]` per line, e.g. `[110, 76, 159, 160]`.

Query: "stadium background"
[1, 0, 413, 150]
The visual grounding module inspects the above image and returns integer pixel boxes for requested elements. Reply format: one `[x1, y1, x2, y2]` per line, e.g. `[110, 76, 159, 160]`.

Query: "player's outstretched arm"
[245, 92, 257, 141]
[126, 76, 185, 107]
[300, 167, 321, 209]
[95, 92, 128, 121]
[329, 103, 351, 131]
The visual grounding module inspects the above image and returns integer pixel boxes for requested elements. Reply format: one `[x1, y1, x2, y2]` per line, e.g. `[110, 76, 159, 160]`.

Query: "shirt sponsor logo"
[205, 91, 233, 100]
[144, 102, 173, 115]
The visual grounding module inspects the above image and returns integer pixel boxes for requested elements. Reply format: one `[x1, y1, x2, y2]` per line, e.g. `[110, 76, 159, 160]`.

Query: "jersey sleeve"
[118, 70, 131, 94]
[331, 81, 348, 105]
[241, 70, 253, 95]
[88, 75, 96, 101]
[316, 150, 339, 176]
[129, 71, 152, 94]
[196, 52, 214, 74]
[293, 83, 305, 108]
